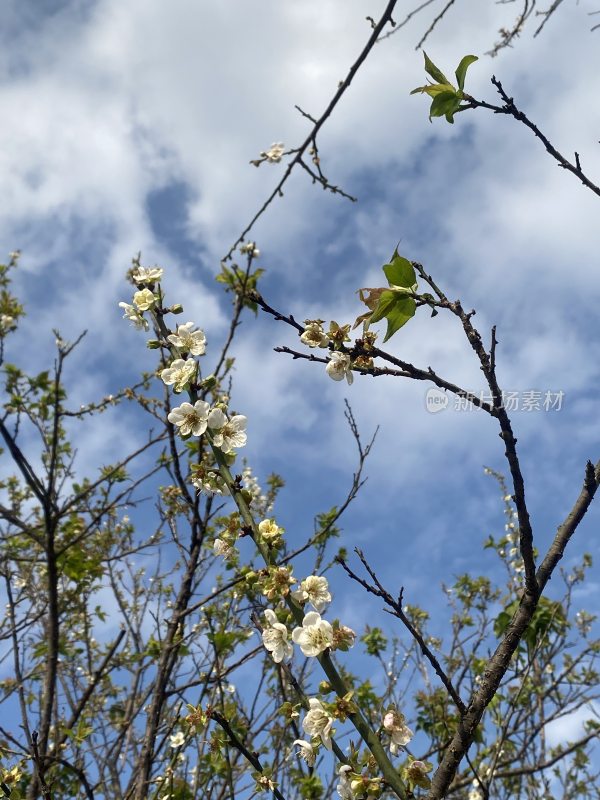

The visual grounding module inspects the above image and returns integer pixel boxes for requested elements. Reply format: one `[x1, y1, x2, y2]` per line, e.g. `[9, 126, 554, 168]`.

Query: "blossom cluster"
[262, 142, 285, 163]
[300, 319, 355, 385]
[120, 264, 415, 785]
[261, 574, 356, 669]
[119, 272, 248, 464]
[240, 241, 260, 257]
[167, 400, 247, 453]
[292, 702, 415, 790]
[483, 469, 525, 581]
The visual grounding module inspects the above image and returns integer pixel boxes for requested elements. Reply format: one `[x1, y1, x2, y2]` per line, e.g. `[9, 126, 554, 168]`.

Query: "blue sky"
[1, 0, 599, 749]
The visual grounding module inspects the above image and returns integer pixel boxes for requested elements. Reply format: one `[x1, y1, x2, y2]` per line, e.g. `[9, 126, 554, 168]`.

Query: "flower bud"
[201, 374, 217, 390]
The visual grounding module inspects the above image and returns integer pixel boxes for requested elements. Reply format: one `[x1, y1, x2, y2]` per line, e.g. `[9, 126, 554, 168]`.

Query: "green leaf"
[411, 82, 455, 97]
[383, 254, 417, 290]
[423, 52, 449, 85]
[429, 92, 461, 117]
[455, 54, 478, 92]
[429, 91, 462, 121]
[369, 290, 398, 324]
[383, 296, 416, 342]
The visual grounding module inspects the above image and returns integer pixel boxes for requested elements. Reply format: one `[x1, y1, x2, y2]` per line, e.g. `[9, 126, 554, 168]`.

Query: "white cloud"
[0, 0, 598, 588]
[546, 702, 599, 748]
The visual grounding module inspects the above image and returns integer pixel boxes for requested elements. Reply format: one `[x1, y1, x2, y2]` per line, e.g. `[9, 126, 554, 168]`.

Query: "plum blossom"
[261, 609, 293, 663]
[133, 288, 156, 311]
[292, 739, 316, 767]
[332, 624, 356, 652]
[240, 241, 260, 257]
[208, 408, 247, 452]
[302, 698, 334, 749]
[258, 519, 283, 544]
[167, 400, 210, 436]
[383, 709, 413, 755]
[191, 467, 229, 496]
[119, 302, 149, 331]
[292, 575, 331, 612]
[468, 783, 483, 800]
[169, 731, 185, 748]
[336, 765, 353, 799]
[263, 142, 285, 163]
[0, 314, 15, 333]
[132, 266, 163, 284]
[167, 322, 207, 356]
[326, 352, 353, 384]
[213, 538, 235, 560]
[405, 760, 432, 788]
[300, 320, 329, 348]
[160, 359, 197, 392]
[292, 612, 333, 657]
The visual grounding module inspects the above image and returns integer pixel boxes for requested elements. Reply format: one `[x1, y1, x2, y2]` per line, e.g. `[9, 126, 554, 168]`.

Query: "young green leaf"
[429, 91, 462, 121]
[383, 255, 417, 290]
[383, 296, 416, 342]
[455, 54, 478, 92]
[369, 290, 398, 324]
[410, 82, 456, 98]
[423, 52, 450, 85]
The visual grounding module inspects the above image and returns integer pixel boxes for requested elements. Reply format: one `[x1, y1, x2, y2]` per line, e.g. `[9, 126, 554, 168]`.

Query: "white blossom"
[119, 302, 149, 331]
[383, 709, 413, 755]
[258, 519, 283, 544]
[132, 266, 163, 284]
[167, 400, 210, 436]
[160, 359, 197, 392]
[169, 731, 185, 748]
[133, 288, 156, 311]
[263, 142, 285, 163]
[208, 408, 247, 453]
[262, 609, 293, 663]
[292, 575, 331, 612]
[192, 469, 229, 496]
[468, 786, 483, 800]
[326, 352, 354, 384]
[302, 698, 334, 750]
[0, 314, 15, 332]
[292, 739, 316, 767]
[292, 611, 333, 657]
[240, 241, 260, 257]
[167, 322, 207, 356]
[300, 321, 329, 348]
[336, 765, 353, 800]
[213, 538, 235, 560]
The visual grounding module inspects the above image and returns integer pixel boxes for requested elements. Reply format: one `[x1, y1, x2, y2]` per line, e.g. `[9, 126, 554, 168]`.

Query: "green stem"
[151, 299, 407, 799]
[210, 447, 407, 798]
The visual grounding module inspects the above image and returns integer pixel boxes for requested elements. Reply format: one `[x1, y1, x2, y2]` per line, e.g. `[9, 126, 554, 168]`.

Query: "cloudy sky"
[1, 0, 599, 703]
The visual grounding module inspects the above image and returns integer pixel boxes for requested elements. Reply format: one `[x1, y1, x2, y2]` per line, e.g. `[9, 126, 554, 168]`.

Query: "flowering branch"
[127, 270, 411, 799]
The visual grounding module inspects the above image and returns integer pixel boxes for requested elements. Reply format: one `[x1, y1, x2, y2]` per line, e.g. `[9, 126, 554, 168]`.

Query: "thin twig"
[223, 0, 399, 261]
[337, 549, 466, 715]
[463, 78, 600, 198]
